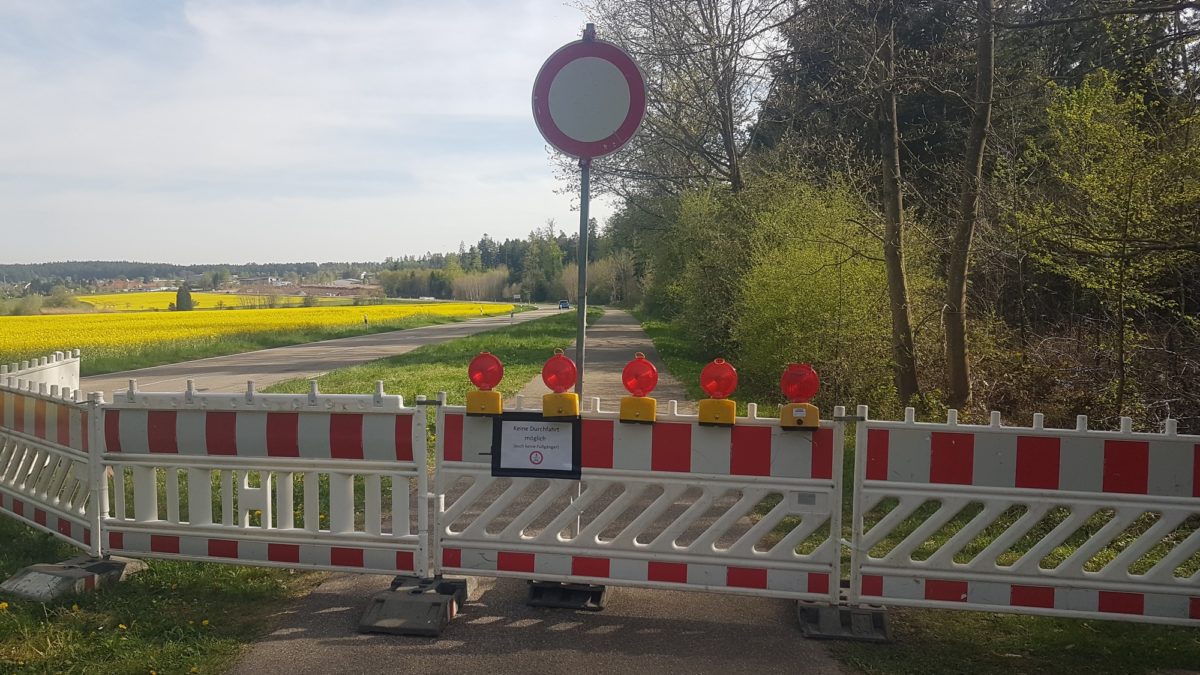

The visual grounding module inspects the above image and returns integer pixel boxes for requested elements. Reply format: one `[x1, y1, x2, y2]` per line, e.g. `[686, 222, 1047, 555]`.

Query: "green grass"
[78, 306, 537, 376]
[634, 309, 1200, 675]
[0, 518, 318, 675]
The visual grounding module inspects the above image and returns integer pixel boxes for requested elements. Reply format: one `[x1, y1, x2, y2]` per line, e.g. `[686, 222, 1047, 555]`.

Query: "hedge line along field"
[79, 291, 340, 311]
[0, 302, 515, 375]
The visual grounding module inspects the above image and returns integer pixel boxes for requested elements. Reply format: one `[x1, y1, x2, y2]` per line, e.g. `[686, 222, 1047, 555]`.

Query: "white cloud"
[0, 0, 612, 264]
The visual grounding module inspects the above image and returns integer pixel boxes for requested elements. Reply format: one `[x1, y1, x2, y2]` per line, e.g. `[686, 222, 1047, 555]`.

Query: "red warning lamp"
[466, 352, 504, 416]
[698, 358, 738, 426]
[622, 352, 659, 397]
[542, 350, 578, 393]
[780, 362, 820, 431]
[780, 363, 819, 403]
[468, 352, 504, 391]
[542, 349, 580, 418]
[700, 358, 738, 400]
[620, 352, 658, 424]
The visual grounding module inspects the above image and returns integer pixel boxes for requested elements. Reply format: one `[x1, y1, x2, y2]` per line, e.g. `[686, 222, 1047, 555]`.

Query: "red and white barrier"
[434, 398, 844, 602]
[850, 406, 1200, 626]
[0, 353, 97, 554]
[99, 381, 428, 577]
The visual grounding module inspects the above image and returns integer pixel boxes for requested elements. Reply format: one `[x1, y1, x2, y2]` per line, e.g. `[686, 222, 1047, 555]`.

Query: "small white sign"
[498, 419, 575, 473]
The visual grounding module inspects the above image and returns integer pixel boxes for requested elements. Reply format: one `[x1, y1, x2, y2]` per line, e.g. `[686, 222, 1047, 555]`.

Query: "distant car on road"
[558, 300, 570, 309]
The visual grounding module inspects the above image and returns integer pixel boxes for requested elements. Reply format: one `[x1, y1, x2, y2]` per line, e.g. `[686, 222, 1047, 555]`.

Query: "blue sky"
[0, 0, 608, 264]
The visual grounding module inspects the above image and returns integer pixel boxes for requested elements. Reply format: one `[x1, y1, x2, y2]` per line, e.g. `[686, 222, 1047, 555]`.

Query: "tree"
[1018, 70, 1200, 416]
[175, 284, 194, 311]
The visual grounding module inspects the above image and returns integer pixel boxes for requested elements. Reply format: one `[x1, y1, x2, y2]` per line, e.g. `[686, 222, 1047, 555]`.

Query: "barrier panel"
[849, 406, 1200, 626]
[434, 398, 845, 602]
[0, 358, 98, 556]
[99, 382, 429, 576]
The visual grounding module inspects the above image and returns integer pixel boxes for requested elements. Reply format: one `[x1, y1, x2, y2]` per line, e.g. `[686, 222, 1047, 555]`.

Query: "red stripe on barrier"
[812, 427, 834, 479]
[581, 419, 614, 469]
[104, 410, 121, 452]
[1103, 440, 1149, 494]
[1194, 445, 1199, 498]
[330, 414, 364, 460]
[84, 575, 95, 591]
[651, 422, 691, 472]
[443, 414, 463, 462]
[56, 518, 72, 538]
[147, 410, 178, 453]
[268, 543, 300, 563]
[1191, 597, 1200, 620]
[57, 404, 70, 447]
[208, 539, 238, 558]
[861, 574, 883, 596]
[34, 399, 46, 439]
[0, 391, 7, 427]
[34, 508, 46, 526]
[497, 551, 536, 573]
[13, 394, 24, 433]
[266, 413, 299, 457]
[109, 532, 123, 549]
[331, 547, 364, 567]
[648, 561, 688, 584]
[151, 535, 180, 554]
[84, 529, 91, 546]
[81, 411, 89, 453]
[727, 566, 768, 589]
[572, 556, 610, 578]
[866, 430, 889, 480]
[396, 551, 415, 571]
[730, 425, 771, 476]
[1011, 584, 1055, 608]
[442, 548, 462, 568]
[206, 411, 238, 455]
[394, 414, 414, 462]
[925, 579, 968, 602]
[1098, 591, 1144, 615]
[12, 499, 24, 517]
[1016, 436, 1060, 489]
[930, 432, 974, 485]
[808, 572, 830, 595]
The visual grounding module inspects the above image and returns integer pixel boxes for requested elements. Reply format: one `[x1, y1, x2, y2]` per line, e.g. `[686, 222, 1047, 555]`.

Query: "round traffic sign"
[532, 38, 646, 159]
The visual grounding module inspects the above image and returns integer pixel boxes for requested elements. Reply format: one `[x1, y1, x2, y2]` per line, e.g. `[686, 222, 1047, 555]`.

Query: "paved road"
[80, 307, 562, 400]
[228, 309, 847, 675]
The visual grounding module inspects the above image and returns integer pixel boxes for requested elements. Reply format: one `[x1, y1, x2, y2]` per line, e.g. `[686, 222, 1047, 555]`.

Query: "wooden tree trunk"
[945, 0, 995, 410]
[878, 0, 921, 405]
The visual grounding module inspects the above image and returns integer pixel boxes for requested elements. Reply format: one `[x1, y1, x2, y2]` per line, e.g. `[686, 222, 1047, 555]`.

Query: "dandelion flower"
[118, 623, 127, 630]
[0, 602, 9, 611]
[201, 619, 209, 626]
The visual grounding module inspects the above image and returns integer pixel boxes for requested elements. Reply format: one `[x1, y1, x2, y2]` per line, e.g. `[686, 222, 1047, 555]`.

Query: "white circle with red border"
[532, 39, 646, 159]
[529, 450, 544, 465]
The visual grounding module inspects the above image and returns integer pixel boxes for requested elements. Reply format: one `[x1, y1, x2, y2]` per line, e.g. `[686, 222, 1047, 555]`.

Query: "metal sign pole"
[575, 157, 590, 398]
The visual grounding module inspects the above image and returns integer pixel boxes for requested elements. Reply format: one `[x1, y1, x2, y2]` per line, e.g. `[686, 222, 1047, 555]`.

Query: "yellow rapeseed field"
[80, 291, 335, 311]
[0, 302, 514, 367]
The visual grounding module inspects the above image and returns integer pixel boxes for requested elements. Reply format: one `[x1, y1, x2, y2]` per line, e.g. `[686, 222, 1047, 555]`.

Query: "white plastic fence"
[433, 397, 845, 602]
[99, 380, 429, 576]
[0, 352, 99, 555]
[850, 405, 1200, 626]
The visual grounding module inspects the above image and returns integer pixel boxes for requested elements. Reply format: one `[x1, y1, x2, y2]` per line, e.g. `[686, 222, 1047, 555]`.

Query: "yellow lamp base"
[619, 396, 657, 424]
[542, 392, 580, 418]
[466, 390, 502, 416]
[780, 402, 819, 430]
[698, 398, 736, 426]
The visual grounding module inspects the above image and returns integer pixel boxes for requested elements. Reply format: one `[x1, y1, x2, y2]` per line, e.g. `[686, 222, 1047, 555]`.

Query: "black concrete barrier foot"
[796, 601, 892, 642]
[358, 575, 472, 637]
[526, 581, 607, 611]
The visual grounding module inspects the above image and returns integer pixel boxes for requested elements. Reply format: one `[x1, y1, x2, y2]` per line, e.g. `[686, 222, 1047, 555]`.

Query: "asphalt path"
[80, 307, 562, 400]
[228, 309, 848, 675]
